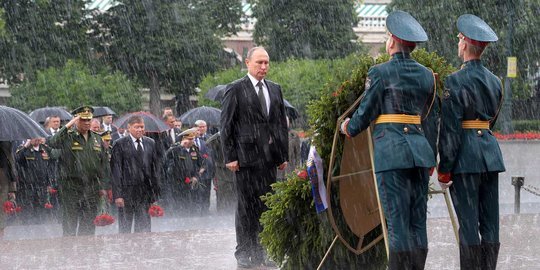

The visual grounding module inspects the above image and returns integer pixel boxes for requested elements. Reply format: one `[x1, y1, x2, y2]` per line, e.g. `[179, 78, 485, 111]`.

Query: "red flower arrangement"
[94, 214, 115, 226]
[93, 197, 115, 226]
[148, 204, 164, 217]
[297, 169, 308, 180]
[44, 202, 53, 209]
[3, 200, 21, 215]
[494, 132, 540, 140]
[202, 153, 209, 159]
[184, 177, 191, 184]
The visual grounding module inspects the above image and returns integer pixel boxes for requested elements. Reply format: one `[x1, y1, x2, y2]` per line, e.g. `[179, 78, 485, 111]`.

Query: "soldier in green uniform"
[437, 14, 504, 270]
[164, 128, 205, 215]
[340, 11, 438, 269]
[15, 138, 57, 223]
[47, 106, 110, 236]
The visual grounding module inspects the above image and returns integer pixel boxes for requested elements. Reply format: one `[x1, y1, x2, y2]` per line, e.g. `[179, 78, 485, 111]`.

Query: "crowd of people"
[0, 105, 246, 235]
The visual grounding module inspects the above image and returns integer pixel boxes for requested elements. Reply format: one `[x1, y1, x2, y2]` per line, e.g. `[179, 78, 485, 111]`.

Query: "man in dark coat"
[0, 141, 17, 239]
[164, 128, 204, 215]
[341, 11, 438, 269]
[193, 120, 214, 215]
[15, 138, 56, 223]
[111, 115, 161, 233]
[438, 14, 505, 270]
[221, 46, 289, 268]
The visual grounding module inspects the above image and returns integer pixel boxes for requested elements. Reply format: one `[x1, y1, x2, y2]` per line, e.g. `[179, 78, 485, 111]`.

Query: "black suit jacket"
[110, 135, 161, 201]
[160, 128, 182, 153]
[221, 75, 288, 168]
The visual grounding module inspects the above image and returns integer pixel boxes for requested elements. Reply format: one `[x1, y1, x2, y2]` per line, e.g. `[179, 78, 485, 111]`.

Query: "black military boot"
[411, 248, 428, 270]
[388, 251, 413, 270]
[482, 241, 500, 270]
[459, 244, 482, 270]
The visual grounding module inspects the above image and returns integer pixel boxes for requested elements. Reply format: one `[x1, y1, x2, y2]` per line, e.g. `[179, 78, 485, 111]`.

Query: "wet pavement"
[1, 213, 539, 269]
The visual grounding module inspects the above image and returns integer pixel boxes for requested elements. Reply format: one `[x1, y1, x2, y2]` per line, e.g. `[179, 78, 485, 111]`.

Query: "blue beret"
[457, 14, 498, 43]
[386, 10, 428, 43]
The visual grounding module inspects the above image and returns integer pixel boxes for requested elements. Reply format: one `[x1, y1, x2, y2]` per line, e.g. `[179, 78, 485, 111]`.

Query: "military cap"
[71, 106, 94, 120]
[179, 127, 198, 140]
[99, 130, 112, 141]
[457, 14, 498, 46]
[386, 10, 428, 45]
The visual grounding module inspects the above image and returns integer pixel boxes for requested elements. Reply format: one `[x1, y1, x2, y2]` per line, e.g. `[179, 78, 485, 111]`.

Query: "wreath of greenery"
[260, 49, 455, 269]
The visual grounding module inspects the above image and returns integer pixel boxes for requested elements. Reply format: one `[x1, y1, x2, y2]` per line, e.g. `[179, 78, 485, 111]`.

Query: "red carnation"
[15, 206, 22, 213]
[297, 169, 308, 180]
[93, 214, 115, 226]
[184, 177, 191, 184]
[3, 200, 16, 215]
[148, 204, 164, 217]
[202, 153, 209, 159]
[47, 186, 58, 195]
[44, 202, 53, 209]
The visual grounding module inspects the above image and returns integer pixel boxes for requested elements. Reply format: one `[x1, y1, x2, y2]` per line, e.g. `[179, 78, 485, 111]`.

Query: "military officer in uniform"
[15, 138, 56, 223]
[164, 128, 205, 215]
[437, 14, 504, 270]
[47, 106, 110, 236]
[340, 11, 438, 269]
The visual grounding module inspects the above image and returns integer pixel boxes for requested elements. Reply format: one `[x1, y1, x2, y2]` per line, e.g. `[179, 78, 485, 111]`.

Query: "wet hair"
[163, 114, 175, 122]
[127, 115, 144, 126]
[194, 120, 206, 127]
[466, 42, 486, 57]
[395, 41, 415, 53]
[246, 46, 267, 60]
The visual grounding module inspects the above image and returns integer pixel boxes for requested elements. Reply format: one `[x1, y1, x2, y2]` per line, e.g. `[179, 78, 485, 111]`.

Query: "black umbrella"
[29, 107, 72, 123]
[180, 106, 222, 126]
[0, 106, 48, 140]
[204, 85, 227, 101]
[283, 99, 300, 120]
[113, 111, 170, 133]
[92, 106, 116, 118]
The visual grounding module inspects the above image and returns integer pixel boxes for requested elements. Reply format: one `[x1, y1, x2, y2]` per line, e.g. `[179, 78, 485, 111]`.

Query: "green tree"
[92, 0, 241, 116]
[388, 0, 540, 98]
[9, 60, 141, 114]
[250, 0, 361, 61]
[0, 0, 90, 83]
[198, 54, 372, 126]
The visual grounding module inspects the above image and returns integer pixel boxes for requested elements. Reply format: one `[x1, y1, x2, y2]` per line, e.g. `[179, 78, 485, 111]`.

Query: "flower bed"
[494, 132, 540, 140]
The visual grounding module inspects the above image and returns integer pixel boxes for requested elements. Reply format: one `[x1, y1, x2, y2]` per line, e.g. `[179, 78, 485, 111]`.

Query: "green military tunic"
[47, 126, 110, 236]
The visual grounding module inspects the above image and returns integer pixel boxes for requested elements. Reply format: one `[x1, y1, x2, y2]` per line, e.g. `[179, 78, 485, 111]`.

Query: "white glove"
[340, 118, 350, 135]
[439, 181, 453, 190]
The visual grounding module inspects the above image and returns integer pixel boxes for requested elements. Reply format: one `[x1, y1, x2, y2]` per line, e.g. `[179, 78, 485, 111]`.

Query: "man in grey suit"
[221, 47, 289, 268]
[111, 115, 161, 233]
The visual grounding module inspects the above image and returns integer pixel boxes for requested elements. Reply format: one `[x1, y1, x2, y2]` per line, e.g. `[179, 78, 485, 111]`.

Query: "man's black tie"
[136, 138, 144, 164]
[257, 81, 268, 116]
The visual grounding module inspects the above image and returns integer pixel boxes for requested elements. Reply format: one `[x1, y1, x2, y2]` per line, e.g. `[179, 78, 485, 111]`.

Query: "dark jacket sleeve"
[220, 84, 238, 164]
[438, 76, 464, 173]
[275, 85, 289, 165]
[110, 140, 124, 199]
[150, 140, 161, 199]
[347, 67, 384, 137]
[422, 79, 440, 162]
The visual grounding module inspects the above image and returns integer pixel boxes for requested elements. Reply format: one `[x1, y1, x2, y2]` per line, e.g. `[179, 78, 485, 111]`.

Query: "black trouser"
[234, 164, 276, 262]
[118, 185, 152, 234]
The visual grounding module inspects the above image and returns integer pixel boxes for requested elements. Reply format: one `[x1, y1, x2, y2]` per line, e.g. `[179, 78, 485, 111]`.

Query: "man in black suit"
[110, 115, 161, 233]
[221, 47, 289, 268]
[161, 114, 182, 152]
[101, 114, 118, 143]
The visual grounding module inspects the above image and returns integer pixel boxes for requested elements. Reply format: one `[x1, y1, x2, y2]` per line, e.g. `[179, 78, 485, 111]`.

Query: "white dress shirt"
[247, 73, 270, 115]
[130, 134, 144, 151]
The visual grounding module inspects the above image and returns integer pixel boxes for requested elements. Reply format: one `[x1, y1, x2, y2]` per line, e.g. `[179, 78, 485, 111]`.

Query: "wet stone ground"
[0, 213, 539, 269]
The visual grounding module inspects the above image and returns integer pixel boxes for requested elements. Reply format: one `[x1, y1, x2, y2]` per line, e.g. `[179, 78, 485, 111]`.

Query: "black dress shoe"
[237, 257, 254, 268]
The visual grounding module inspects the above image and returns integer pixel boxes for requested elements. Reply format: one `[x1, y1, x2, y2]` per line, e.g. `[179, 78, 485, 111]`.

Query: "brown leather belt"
[375, 114, 421, 125]
[462, 120, 490, 129]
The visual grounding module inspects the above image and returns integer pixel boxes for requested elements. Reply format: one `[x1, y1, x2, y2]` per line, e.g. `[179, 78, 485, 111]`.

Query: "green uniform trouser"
[60, 180, 99, 236]
[450, 172, 499, 245]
